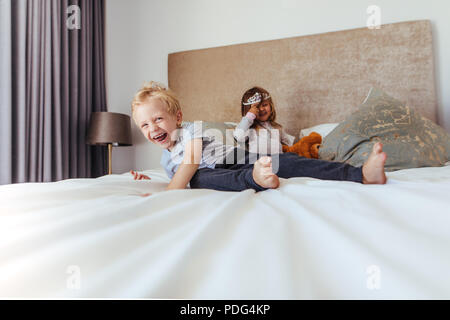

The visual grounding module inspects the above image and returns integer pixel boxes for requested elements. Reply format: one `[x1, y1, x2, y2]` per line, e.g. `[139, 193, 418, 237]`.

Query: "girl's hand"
[248, 105, 259, 116]
[130, 170, 151, 180]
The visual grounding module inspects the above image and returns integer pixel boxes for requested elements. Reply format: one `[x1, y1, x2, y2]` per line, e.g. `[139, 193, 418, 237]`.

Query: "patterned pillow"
[318, 87, 450, 171]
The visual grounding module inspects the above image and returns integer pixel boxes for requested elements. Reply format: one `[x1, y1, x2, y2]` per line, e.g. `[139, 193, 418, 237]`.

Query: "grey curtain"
[0, 0, 107, 185]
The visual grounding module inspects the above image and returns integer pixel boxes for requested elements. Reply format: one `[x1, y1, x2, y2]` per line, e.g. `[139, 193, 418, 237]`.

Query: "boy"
[130, 82, 387, 193]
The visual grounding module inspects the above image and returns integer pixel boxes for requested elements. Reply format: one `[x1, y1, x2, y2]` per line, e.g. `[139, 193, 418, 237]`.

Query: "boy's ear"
[176, 110, 183, 126]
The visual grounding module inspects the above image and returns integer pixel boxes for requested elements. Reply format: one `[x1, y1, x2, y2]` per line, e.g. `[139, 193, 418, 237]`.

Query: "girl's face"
[252, 100, 272, 122]
[134, 97, 182, 151]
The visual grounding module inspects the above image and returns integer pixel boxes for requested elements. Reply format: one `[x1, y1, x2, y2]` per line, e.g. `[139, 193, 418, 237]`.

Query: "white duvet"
[1, 164, 450, 299]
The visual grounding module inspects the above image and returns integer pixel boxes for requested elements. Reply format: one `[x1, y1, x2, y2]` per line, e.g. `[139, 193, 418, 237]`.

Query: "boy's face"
[134, 97, 182, 150]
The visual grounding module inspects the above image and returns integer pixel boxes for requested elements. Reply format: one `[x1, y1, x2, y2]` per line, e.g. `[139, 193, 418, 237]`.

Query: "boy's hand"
[130, 170, 151, 180]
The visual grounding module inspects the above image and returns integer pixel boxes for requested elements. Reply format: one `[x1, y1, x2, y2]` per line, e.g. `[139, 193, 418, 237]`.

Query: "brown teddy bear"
[282, 132, 322, 159]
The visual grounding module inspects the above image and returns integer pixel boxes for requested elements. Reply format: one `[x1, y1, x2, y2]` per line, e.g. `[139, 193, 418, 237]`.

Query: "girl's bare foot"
[362, 142, 387, 184]
[253, 156, 280, 189]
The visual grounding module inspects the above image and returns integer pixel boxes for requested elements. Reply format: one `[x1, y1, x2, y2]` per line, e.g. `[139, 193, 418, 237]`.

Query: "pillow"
[318, 87, 450, 171]
[300, 123, 339, 139]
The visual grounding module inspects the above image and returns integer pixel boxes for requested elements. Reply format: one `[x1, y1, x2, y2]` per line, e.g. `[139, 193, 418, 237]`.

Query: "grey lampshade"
[86, 112, 132, 146]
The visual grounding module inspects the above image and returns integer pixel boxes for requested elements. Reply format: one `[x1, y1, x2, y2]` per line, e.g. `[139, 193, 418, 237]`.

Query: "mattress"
[1, 164, 450, 299]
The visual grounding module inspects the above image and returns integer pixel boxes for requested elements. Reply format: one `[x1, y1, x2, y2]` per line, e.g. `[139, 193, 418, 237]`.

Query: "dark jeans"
[190, 148, 363, 192]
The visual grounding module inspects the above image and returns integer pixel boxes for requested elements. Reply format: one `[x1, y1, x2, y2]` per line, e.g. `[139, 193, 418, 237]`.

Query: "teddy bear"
[282, 132, 322, 159]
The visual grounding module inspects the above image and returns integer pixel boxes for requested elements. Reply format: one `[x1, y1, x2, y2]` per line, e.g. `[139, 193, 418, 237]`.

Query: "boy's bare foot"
[253, 156, 280, 189]
[362, 142, 387, 184]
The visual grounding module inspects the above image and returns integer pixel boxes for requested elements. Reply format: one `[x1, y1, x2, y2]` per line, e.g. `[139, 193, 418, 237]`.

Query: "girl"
[233, 87, 294, 155]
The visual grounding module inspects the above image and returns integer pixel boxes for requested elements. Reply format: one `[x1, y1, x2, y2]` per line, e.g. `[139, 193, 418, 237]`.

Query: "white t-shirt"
[160, 121, 235, 178]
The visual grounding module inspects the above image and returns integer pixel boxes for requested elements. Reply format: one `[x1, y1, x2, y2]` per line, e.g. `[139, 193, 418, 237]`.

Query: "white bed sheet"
[1, 164, 450, 299]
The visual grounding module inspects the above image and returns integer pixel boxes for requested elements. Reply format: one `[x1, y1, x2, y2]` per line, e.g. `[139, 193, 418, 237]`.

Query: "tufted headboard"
[168, 20, 437, 137]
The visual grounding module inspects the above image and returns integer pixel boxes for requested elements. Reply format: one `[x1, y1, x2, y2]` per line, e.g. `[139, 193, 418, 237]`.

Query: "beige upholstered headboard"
[168, 20, 437, 137]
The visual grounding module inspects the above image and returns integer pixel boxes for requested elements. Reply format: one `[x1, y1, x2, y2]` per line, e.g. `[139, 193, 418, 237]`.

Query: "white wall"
[106, 0, 450, 173]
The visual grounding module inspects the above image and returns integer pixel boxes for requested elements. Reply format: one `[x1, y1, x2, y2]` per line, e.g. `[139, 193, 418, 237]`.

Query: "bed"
[1, 20, 450, 299]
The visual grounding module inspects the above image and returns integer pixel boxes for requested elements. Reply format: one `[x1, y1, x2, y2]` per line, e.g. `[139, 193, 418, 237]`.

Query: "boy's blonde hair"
[131, 81, 181, 118]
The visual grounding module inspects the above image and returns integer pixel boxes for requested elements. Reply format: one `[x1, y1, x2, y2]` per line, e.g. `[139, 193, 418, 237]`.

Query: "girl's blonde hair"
[131, 81, 181, 118]
[241, 86, 281, 130]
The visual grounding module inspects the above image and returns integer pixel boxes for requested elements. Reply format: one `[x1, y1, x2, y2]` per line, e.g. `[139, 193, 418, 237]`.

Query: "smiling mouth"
[153, 132, 168, 143]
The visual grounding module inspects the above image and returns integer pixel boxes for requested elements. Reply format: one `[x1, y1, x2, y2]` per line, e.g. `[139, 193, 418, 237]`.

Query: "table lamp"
[86, 112, 132, 174]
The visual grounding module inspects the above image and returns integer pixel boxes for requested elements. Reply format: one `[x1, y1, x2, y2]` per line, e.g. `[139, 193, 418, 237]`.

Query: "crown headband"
[242, 92, 271, 105]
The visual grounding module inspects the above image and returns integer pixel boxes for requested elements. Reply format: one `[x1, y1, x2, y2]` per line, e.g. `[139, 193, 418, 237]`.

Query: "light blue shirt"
[160, 122, 234, 179]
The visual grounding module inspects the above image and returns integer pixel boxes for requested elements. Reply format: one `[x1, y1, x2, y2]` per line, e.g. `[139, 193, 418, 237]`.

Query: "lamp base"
[108, 143, 112, 175]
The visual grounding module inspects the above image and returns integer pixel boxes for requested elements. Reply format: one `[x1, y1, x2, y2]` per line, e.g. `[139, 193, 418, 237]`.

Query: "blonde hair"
[131, 81, 181, 118]
[241, 86, 281, 130]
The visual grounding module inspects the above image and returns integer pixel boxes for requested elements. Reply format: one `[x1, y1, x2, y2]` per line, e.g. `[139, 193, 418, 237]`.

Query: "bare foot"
[362, 142, 387, 184]
[253, 156, 280, 189]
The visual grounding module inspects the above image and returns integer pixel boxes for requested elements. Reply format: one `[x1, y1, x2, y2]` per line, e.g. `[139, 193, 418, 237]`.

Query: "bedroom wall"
[105, 0, 450, 173]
